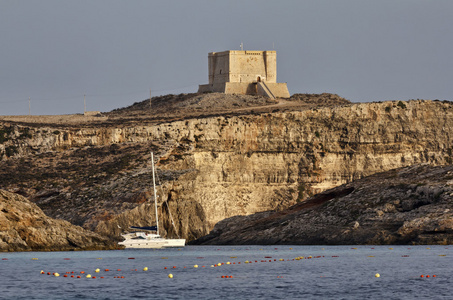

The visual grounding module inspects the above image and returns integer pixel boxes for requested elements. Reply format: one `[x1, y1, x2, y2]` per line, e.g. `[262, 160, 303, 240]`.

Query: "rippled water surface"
[1, 245, 451, 299]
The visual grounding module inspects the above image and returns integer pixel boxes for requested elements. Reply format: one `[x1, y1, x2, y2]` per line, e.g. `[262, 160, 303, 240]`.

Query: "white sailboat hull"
[118, 232, 186, 249]
[118, 232, 166, 249]
[163, 239, 186, 247]
[118, 239, 166, 249]
[119, 238, 186, 249]
[118, 239, 186, 249]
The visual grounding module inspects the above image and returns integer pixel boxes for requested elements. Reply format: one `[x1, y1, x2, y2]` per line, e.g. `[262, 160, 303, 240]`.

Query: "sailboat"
[118, 152, 186, 249]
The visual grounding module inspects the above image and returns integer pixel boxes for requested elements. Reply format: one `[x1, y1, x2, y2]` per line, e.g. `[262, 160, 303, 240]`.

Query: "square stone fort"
[198, 50, 290, 99]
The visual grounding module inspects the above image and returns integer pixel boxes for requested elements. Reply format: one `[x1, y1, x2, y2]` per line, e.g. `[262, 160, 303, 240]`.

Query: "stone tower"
[198, 50, 290, 99]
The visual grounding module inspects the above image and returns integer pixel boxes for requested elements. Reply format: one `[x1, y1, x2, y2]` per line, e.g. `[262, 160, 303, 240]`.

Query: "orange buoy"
[426, 275, 430, 278]
[80, 271, 85, 274]
[77, 276, 81, 278]
[63, 275, 68, 278]
[105, 269, 109, 272]
[420, 275, 424, 278]
[117, 269, 121, 271]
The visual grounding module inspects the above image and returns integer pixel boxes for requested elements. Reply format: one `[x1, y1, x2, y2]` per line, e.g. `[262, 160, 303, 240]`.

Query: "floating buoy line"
[37, 251, 334, 280]
[30, 247, 446, 281]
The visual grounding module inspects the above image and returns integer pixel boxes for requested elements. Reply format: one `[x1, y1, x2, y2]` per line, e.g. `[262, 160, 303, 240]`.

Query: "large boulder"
[0, 190, 116, 251]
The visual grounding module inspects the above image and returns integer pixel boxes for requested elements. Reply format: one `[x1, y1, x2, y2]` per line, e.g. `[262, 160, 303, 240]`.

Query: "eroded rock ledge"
[192, 164, 453, 245]
[0, 190, 116, 251]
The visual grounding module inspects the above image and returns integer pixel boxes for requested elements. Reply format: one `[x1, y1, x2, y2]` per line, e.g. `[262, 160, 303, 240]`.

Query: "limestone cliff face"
[0, 190, 114, 251]
[192, 164, 453, 245]
[1, 99, 452, 241]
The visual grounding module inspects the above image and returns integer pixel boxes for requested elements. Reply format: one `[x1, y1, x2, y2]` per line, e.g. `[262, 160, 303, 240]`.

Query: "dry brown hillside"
[0, 92, 350, 127]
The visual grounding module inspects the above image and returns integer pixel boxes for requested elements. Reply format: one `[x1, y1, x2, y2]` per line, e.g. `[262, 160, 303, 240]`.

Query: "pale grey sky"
[1, 0, 452, 115]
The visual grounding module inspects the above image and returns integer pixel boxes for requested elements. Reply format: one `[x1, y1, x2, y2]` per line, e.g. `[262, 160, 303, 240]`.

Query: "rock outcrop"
[0, 190, 115, 251]
[192, 164, 453, 245]
[0, 94, 452, 243]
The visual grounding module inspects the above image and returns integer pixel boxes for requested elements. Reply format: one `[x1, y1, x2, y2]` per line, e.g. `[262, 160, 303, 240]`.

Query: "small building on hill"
[198, 50, 290, 99]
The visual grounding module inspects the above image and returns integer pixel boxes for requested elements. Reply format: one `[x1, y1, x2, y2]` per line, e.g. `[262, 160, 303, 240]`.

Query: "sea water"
[0, 245, 451, 299]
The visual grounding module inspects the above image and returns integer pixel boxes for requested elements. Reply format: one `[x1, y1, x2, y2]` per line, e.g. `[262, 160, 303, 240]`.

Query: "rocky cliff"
[0, 94, 452, 243]
[192, 164, 453, 245]
[0, 189, 115, 251]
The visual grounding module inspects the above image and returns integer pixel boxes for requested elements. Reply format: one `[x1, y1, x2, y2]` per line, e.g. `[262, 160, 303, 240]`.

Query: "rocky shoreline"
[192, 164, 453, 245]
[0, 190, 117, 251]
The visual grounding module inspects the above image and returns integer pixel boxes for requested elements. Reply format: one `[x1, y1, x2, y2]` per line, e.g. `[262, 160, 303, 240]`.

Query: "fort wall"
[199, 50, 289, 98]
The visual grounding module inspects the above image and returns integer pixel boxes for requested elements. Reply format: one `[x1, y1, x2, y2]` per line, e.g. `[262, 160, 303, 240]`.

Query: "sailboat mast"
[151, 152, 159, 236]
